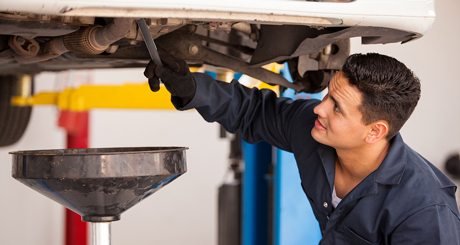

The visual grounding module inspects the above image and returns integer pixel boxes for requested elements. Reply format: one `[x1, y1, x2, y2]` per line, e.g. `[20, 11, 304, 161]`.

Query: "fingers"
[147, 62, 177, 83]
[145, 60, 160, 92]
[155, 64, 180, 82]
[144, 60, 155, 79]
[154, 65, 165, 78]
[148, 77, 161, 92]
[144, 47, 191, 95]
[157, 48, 182, 73]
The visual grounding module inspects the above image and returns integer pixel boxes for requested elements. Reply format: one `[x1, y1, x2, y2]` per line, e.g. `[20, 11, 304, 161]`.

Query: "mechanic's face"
[311, 71, 371, 150]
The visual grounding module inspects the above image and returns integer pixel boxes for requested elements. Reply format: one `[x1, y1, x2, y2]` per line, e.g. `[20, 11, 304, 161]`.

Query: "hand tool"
[136, 18, 163, 82]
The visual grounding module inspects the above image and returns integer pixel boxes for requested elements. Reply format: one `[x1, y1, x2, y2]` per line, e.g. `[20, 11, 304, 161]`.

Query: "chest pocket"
[344, 226, 380, 245]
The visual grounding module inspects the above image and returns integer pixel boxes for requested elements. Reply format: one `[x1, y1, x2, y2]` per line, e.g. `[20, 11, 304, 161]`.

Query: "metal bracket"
[8, 36, 40, 57]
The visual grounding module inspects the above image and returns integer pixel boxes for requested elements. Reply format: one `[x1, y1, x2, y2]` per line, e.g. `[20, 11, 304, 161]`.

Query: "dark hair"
[341, 53, 421, 140]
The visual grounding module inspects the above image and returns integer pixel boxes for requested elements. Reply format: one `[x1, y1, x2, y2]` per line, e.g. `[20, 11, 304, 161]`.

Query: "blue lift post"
[240, 63, 323, 245]
[274, 64, 322, 245]
[242, 141, 272, 245]
[237, 69, 272, 245]
[210, 70, 271, 245]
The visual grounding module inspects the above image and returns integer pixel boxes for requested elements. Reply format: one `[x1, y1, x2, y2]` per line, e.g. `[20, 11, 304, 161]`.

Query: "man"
[144, 50, 460, 244]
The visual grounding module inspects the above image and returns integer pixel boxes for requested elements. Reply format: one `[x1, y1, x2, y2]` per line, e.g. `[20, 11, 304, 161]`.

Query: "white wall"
[1, 0, 460, 244]
[0, 68, 230, 245]
[350, 0, 460, 202]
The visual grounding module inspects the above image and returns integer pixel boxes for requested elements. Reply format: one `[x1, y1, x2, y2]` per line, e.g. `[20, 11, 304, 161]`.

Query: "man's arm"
[144, 50, 319, 152]
[391, 204, 460, 244]
[180, 73, 318, 152]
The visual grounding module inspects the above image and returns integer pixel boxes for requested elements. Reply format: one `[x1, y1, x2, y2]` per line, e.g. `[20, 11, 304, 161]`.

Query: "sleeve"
[175, 73, 320, 153]
[391, 205, 460, 245]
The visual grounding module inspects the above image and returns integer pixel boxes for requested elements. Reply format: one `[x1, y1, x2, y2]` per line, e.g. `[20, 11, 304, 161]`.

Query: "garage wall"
[1, 0, 459, 244]
[0, 68, 230, 245]
[350, 0, 460, 204]
[0, 73, 67, 245]
[90, 69, 230, 245]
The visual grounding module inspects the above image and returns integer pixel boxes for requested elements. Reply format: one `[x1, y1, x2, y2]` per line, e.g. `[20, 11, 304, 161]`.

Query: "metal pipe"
[91, 222, 111, 245]
[14, 18, 133, 64]
[195, 34, 255, 55]
[90, 18, 133, 51]
[232, 22, 252, 35]
[200, 46, 303, 91]
[64, 18, 132, 55]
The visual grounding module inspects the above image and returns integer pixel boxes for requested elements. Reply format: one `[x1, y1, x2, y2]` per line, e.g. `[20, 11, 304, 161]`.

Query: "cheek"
[327, 116, 344, 132]
[329, 118, 359, 137]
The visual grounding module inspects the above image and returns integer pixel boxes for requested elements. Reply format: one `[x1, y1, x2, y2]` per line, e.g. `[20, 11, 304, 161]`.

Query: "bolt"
[323, 45, 331, 55]
[189, 25, 197, 33]
[208, 25, 217, 32]
[189, 45, 199, 55]
[29, 45, 38, 54]
[16, 36, 25, 45]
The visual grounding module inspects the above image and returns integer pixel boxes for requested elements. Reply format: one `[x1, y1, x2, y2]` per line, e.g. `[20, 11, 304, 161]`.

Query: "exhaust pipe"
[14, 18, 133, 64]
[64, 18, 132, 55]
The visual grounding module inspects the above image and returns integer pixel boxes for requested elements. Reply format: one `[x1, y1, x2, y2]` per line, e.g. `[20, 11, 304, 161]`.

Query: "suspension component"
[8, 36, 40, 57]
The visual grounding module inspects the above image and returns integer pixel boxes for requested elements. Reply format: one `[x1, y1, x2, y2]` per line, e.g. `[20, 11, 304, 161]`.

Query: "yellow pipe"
[11, 92, 59, 106]
[12, 83, 175, 111]
[66, 83, 174, 111]
[11, 64, 282, 111]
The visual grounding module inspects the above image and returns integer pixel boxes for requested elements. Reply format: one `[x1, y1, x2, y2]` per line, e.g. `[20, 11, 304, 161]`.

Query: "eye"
[334, 104, 341, 112]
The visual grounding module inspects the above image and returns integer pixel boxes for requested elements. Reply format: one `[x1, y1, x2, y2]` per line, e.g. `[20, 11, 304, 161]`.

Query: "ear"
[365, 120, 389, 144]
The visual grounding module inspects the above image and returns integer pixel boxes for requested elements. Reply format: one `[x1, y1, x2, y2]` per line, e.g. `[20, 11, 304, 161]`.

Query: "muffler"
[12, 18, 132, 64]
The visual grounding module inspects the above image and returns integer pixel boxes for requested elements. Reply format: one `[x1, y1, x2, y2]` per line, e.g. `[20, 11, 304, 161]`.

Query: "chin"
[311, 129, 324, 144]
[311, 130, 334, 148]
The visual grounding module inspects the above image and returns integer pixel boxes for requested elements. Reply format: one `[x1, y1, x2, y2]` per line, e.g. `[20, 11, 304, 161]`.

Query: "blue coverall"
[177, 73, 460, 244]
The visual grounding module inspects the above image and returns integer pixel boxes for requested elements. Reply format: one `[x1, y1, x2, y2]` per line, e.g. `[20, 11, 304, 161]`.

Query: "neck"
[334, 140, 390, 195]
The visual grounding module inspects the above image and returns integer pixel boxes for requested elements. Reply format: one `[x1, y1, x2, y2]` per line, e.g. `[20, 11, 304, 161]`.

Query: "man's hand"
[144, 48, 196, 102]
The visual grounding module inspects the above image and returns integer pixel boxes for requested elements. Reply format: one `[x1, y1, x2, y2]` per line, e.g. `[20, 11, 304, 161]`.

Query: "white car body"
[2, 0, 435, 36]
[0, 0, 436, 91]
[0, 1, 437, 149]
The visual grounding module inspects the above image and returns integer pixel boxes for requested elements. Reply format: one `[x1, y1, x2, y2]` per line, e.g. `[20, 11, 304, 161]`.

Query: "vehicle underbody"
[0, 14, 419, 93]
[0, 3, 432, 146]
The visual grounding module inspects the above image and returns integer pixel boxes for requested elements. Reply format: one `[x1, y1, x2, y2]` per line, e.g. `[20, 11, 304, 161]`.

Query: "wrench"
[136, 18, 163, 83]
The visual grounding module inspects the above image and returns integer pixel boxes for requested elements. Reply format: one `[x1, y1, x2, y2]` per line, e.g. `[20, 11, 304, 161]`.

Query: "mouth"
[315, 119, 326, 131]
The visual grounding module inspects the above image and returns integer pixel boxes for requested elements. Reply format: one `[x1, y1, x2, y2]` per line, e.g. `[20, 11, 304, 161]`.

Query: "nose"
[313, 100, 327, 118]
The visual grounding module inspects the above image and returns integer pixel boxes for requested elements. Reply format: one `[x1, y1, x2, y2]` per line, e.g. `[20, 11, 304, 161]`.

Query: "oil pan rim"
[9, 146, 189, 156]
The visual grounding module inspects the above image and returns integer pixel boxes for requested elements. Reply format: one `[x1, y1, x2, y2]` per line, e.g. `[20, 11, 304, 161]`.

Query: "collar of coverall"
[318, 133, 407, 187]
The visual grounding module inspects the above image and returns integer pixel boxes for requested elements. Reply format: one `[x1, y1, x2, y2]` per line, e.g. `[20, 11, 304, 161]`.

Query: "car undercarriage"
[0, 12, 428, 92]
[0, 0, 435, 146]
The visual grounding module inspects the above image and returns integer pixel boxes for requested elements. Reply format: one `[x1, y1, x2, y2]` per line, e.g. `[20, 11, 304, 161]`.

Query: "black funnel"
[11, 147, 187, 222]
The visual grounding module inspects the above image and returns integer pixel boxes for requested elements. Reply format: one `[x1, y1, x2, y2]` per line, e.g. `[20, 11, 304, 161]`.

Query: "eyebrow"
[329, 93, 343, 113]
[329, 94, 339, 107]
[327, 79, 344, 111]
